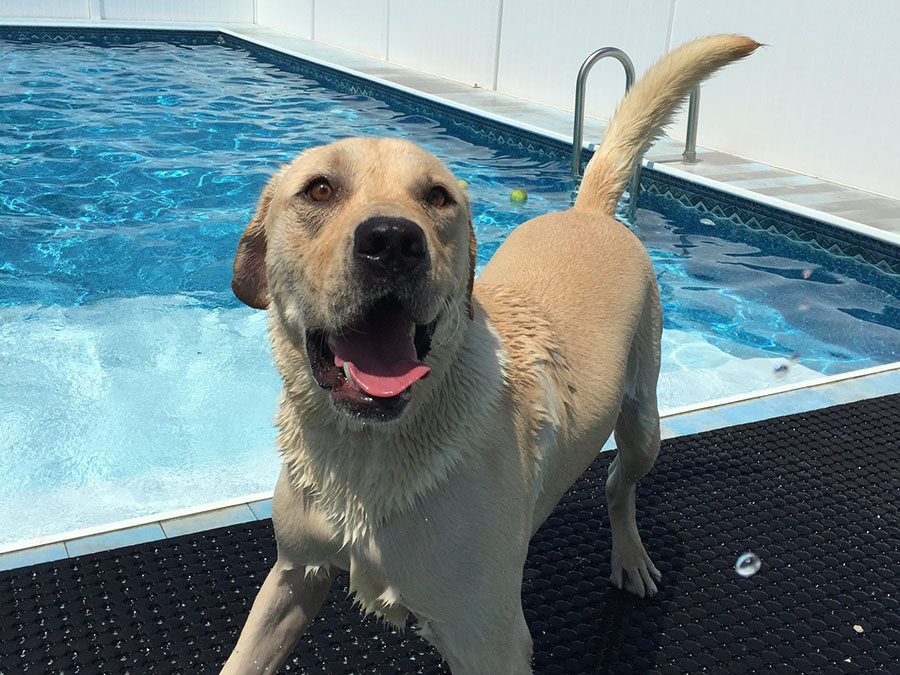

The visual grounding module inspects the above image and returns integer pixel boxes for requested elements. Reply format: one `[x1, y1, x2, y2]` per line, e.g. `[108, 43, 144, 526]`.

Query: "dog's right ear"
[232, 169, 285, 309]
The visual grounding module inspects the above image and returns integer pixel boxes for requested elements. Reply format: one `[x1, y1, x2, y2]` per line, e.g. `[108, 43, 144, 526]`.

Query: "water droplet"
[735, 552, 761, 577]
[699, 218, 715, 226]
[798, 303, 811, 311]
[802, 268, 813, 279]
[773, 362, 789, 376]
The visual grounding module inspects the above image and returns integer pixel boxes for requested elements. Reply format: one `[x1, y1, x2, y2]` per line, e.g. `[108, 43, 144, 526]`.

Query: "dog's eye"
[305, 178, 334, 202]
[426, 186, 450, 208]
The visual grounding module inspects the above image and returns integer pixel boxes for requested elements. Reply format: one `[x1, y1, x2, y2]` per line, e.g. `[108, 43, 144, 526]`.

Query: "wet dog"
[221, 34, 758, 674]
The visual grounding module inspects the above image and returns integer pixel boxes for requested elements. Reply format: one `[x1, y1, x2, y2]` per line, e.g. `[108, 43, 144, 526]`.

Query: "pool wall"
[1, 1, 898, 201]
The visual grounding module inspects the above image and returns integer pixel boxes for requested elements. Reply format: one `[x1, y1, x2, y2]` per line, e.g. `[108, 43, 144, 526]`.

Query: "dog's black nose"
[354, 217, 428, 277]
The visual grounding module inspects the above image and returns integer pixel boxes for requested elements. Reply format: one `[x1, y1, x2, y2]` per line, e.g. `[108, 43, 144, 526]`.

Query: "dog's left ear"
[466, 216, 476, 320]
[232, 169, 285, 309]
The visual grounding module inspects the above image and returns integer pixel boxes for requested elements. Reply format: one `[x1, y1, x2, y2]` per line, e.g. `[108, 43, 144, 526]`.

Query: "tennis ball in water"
[510, 188, 528, 202]
[457, 179, 468, 189]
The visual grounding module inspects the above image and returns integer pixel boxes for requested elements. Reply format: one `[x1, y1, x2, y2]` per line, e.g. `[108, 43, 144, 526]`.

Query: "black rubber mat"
[2, 395, 898, 674]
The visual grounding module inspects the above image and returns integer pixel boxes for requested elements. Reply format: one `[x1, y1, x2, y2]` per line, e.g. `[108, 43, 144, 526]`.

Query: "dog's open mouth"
[306, 296, 436, 420]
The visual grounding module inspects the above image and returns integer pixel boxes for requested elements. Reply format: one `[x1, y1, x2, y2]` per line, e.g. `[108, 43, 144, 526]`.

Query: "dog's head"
[233, 138, 476, 423]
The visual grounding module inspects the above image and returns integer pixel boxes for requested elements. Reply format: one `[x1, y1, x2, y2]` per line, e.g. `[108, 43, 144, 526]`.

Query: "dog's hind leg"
[606, 296, 662, 598]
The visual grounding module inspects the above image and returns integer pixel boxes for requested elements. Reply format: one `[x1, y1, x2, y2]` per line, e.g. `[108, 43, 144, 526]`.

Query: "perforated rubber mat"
[2, 394, 898, 674]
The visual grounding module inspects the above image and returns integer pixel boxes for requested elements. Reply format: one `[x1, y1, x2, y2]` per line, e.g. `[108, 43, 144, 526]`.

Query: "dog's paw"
[610, 546, 661, 598]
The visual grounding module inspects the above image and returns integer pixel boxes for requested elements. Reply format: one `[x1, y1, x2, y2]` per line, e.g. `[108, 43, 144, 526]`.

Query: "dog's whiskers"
[434, 296, 462, 347]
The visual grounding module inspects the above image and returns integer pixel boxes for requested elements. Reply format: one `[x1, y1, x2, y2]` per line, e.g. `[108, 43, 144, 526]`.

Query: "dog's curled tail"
[574, 34, 759, 216]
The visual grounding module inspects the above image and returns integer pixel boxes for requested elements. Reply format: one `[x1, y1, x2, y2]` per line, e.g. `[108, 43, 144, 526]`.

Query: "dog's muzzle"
[304, 217, 437, 421]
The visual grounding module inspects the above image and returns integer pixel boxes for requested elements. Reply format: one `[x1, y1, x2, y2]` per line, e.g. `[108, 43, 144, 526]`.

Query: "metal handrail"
[572, 47, 641, 219]
[572, 47, 634, 176]
[681, 85, 700, 164]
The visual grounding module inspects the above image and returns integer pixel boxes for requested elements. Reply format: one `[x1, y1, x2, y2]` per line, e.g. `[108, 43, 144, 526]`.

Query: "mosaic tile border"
[0, 24, 218, 46]
[642, 173, 900, 276]
[2, 25, 898, 274]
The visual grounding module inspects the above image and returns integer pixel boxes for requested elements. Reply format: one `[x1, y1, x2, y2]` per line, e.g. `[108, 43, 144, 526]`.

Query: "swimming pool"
[1, 31, 898, 546]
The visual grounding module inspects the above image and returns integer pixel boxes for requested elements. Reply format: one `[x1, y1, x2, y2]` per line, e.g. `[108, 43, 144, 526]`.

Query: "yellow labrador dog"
[222, 35, 758, 674]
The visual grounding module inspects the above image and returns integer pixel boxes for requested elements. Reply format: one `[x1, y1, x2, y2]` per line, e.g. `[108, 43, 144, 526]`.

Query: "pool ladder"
[572, 47, 702, 220]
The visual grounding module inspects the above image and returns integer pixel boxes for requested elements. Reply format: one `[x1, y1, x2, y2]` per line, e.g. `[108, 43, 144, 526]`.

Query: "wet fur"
[221, 35, 759, 674]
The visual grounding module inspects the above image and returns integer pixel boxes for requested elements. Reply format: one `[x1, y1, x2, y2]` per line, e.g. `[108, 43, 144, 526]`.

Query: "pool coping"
[1, 19, 899, 568]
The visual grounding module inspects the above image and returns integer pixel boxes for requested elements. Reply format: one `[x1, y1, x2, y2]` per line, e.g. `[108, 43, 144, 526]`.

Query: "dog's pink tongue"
[332, 307, 430, 398]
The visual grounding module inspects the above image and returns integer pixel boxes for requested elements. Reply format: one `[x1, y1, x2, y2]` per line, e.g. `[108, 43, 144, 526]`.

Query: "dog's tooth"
[342, 362, 361, 391]
[409, 321, 416, 338]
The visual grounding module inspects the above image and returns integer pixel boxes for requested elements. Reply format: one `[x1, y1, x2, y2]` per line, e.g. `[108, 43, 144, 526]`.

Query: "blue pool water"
[1, 39, 898, 544]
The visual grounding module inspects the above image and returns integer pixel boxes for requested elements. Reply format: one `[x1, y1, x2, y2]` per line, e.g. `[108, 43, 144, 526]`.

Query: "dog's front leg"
[220, 559, 337, 674]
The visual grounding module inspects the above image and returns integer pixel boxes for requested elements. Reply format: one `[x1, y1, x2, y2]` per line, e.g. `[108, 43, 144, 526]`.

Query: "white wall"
[389, 0, 501, 88]
[101, 1, 253, 23]
[0, 0, 90, 18]
[667, 0, 900, 202]
[314, 0, 389, 60]
[497, 0, 672, 120]
[0, 0, 254, 22]
[256, 0, 312, 39]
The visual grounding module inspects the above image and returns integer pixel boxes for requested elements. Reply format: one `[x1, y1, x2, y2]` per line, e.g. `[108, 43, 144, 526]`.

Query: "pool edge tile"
[160, 504, 257, 538]
[659, 423, 679, 440]
[864, 370, 900, 394]
[0, 542, 68, 572]
[662, 409, 731, 435]
[248, 499, 273, 520]
[760, 389, 839, 417]
[812, 379, 882, 405]
[65, 523, 166, 558]
[714, 398, 784, 425]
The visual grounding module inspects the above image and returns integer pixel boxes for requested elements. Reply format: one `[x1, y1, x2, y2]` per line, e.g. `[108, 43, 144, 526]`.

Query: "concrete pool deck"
[0, 19, 898, 569]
